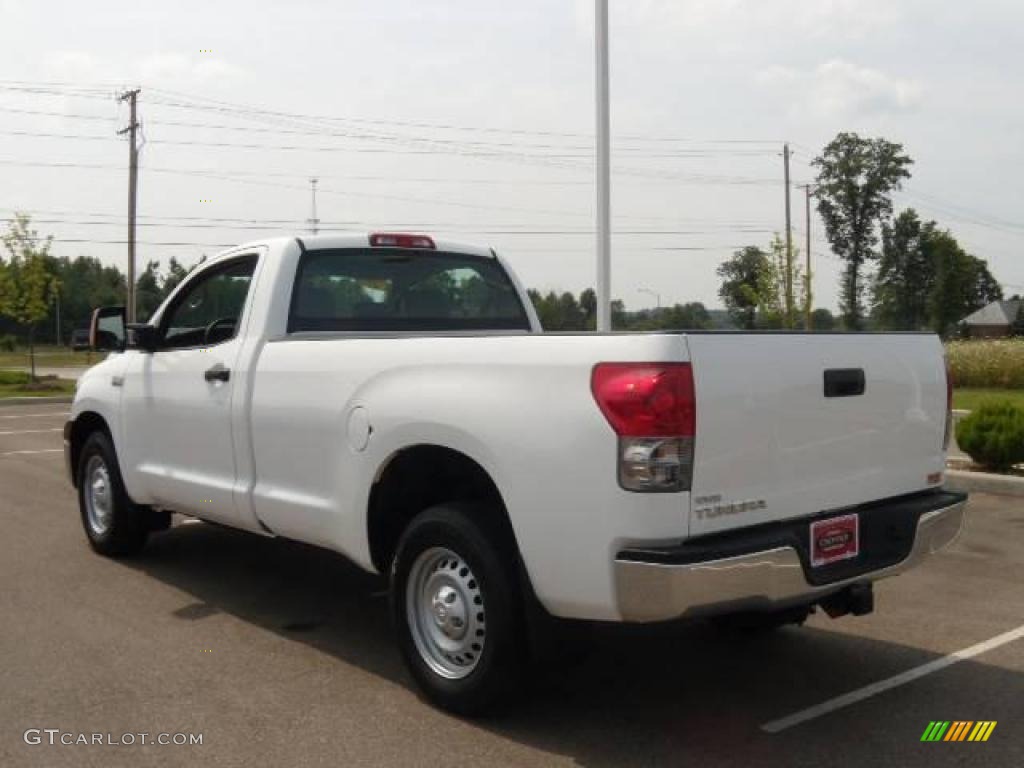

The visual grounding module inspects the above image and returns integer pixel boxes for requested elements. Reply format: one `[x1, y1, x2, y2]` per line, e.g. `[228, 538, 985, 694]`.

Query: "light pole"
[638, 287, 661, 310]
[595, 0, 611, 332]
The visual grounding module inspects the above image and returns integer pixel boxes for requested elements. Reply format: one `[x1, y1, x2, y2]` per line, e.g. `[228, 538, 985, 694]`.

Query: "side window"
[160, 256, 258, 349]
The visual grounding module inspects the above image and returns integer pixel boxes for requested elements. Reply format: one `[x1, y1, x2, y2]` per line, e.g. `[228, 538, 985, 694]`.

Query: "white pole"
[595, 0, 612, 332]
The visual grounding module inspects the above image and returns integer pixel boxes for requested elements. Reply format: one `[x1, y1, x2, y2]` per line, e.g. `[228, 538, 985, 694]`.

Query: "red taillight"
[591, 363, 696, 493]
[591, 363, 696, 437]
[369, 232, 435, 249]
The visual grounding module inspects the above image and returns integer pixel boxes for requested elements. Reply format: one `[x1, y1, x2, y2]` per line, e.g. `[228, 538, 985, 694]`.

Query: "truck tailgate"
[685, 333, 948, 537]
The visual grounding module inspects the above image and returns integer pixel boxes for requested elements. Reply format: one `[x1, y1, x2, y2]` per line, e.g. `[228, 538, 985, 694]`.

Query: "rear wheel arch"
[366, 444, 521, 576]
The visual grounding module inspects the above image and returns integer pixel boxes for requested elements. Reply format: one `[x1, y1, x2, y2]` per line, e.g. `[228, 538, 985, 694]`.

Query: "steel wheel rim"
[405, 546, 486, 680]
[84, 454, 113, 536]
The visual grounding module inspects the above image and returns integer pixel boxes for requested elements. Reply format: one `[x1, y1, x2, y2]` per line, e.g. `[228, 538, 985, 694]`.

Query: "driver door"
[121, 254, 259, 523]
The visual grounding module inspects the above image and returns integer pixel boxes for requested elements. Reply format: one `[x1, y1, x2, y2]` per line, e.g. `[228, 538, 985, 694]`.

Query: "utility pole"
[118, 89, 140, 323]
[594, 0, 612, 332]
[307, 178, 320, 235]
[783, 142, 794, 328]
[54, 290, 61, 346]
[802, 184, 815, 329]
[638, 287, 661, 310]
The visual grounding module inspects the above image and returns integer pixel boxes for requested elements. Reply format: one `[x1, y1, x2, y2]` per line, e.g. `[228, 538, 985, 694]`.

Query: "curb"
[946, 469, 1024, 498]
[0, 396, 74, 408]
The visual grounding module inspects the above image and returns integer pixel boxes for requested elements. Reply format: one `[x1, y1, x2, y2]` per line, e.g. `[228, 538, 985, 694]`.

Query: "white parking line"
[0, 448, 63, 458]
[761, 623, 1024, 733]
[0, 411, 70, 419]
[0, 428, 62, 435]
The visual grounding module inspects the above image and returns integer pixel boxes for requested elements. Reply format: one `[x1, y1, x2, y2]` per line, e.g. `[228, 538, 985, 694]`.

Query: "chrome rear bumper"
[614, 491, 968, 622]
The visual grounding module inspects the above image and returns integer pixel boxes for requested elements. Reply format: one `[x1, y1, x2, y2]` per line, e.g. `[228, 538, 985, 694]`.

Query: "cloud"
[592, 0, 905, 42]
[757, 59, 924, 120]
[43, 50, 114, 82]
[137, 53, 242, 88]
[38, 49, 242, 90]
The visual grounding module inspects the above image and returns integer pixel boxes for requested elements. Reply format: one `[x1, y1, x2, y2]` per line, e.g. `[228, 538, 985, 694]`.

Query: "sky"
[0, 0, 1021, 314]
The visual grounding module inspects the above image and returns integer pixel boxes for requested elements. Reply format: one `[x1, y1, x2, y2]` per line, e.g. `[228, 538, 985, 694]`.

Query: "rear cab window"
[287, 248, 530, 333]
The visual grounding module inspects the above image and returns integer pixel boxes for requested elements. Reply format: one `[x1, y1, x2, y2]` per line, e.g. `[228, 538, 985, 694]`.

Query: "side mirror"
[89, 307, 126, 352]
[127, 323, 159, 353]
[89, 308, 159, 353]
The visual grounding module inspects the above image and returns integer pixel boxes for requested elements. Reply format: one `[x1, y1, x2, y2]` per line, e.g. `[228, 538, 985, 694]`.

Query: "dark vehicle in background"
[70, 328, 90, 351]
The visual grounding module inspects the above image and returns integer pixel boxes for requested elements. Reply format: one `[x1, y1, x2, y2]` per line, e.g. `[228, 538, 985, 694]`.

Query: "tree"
[0, 214, 58, 380]
[872, 211, 1003, 334]
[662, 302, 711, 330]
[163, 257, 190, 297]
[135, 260, 164, 321]
[873, 209, 933, 330]
[812, 133, 913, 329]
[926, 229, 1002, 336]
[766, 234, 806, 328]
[528, 289, 584, 331]
[1013, 301, 1024, 337]
[811, 308, 836, 330]
[717, 246, 773, 330]
[579, 288, 597, 330]
[611, 299, 626, 330]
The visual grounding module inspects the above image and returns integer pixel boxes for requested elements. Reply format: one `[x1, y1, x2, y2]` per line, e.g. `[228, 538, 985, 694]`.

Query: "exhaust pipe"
[821, 582, 874, 619]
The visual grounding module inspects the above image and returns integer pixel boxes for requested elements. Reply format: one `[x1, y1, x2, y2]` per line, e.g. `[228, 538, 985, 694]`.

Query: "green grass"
[0, 370, 76, 398]
[953, 387, 1024, 412]
[0, 345, 96, 368]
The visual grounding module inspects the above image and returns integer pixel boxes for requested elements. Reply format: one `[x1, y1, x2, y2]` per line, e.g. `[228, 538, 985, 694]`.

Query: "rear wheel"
[391, 504, 524, 715]
[77, 431, 149, 557]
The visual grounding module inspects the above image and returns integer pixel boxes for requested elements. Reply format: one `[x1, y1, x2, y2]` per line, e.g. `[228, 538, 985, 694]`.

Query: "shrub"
[956, 400, 1024, 472]
[946, 339, 1024, 388]
[0, 371, 29, 386]
[0, 334, 17, 352]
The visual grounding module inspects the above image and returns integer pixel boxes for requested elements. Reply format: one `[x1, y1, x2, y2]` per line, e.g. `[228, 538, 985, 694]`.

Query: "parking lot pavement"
[1, 400, 1021, 767]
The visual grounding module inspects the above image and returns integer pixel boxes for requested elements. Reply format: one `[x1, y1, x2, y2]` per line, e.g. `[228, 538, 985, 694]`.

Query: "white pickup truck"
[66, 233, 967, 713]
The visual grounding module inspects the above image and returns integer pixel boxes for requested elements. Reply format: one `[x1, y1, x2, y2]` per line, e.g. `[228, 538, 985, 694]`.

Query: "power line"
[0, 80, 784, 146]
[37, 235, 756, 254]
[899, 189, 1024, 233]
[0, 157, 779, 187]
[1, 203, 775, 231]
[0, 127, 780, 167]
[144, 86, 783, 145]
[2, 216, 774, 236]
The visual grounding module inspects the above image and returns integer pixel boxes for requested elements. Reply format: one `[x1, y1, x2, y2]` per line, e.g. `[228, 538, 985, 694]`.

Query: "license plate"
[810, 513, 859, 567]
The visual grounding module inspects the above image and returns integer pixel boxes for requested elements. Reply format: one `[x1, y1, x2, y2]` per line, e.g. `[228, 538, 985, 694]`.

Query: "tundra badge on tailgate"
[693, 494, 767, 520]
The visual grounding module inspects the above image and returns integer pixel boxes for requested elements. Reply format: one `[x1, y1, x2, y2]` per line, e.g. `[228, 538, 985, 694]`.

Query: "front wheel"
[77, 431, 149, 557]
[391, 504, 524, 715]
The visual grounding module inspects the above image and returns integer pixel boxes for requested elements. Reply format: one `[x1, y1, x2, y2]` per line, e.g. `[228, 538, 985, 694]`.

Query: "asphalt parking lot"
[1, 400, 1022, 767]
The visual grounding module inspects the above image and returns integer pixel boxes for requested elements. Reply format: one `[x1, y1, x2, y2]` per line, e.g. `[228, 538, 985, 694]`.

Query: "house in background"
[959, 298, 1022, 338]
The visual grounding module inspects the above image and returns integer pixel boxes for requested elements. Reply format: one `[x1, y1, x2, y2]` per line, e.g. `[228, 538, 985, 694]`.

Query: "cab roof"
[212, 233, 496, 261]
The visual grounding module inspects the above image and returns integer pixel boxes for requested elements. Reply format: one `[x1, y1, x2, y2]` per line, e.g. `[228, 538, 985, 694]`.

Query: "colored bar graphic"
[948, 721, 973, 741]
[922, 721, 996, 742]
[921, 721, 950, 741]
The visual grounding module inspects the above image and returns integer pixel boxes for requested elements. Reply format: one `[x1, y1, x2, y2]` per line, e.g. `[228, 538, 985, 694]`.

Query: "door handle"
[824, 368, 865, 398]
[204, 364, 231, 383]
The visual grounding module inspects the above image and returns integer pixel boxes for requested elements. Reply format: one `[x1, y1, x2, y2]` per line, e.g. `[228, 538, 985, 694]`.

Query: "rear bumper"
[614, 489, 968, 622]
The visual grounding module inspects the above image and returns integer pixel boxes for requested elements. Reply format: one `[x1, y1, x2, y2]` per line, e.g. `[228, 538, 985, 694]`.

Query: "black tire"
[391, 503, 525, 715]
[76, 431, 149, 557]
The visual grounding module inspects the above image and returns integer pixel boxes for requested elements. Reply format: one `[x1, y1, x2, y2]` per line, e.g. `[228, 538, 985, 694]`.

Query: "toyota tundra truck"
[66, 233, 967, 713]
